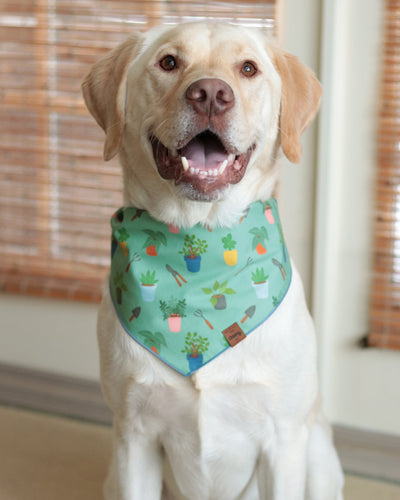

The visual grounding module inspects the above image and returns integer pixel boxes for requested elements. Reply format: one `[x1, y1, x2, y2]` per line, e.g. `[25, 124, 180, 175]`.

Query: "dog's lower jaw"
[175, 180, 230, 202]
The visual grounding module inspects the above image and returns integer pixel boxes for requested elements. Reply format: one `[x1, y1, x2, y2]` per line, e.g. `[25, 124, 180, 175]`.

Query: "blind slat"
[368, 0, 400, 350]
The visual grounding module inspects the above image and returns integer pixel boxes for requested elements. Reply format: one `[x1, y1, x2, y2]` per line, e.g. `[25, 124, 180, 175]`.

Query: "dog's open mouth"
[151, 131, 255, 197]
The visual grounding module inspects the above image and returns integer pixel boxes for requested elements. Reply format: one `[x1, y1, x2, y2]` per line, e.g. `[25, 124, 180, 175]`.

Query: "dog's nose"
[185, 78, 235, 116]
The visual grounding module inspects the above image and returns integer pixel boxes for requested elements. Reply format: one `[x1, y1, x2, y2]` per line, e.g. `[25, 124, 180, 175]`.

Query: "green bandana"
[110, 199, 292, 376]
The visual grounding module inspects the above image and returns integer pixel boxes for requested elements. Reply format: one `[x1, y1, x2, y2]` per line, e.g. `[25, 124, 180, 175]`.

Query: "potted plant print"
[113, 272, 127, 305]
[159, 297, 187, 332]
[251, 267, 269, 299]
[202, 280, 236, 310]
[116, 227, 130, 257]
[221, 233, 238, 266]
[168, 223, 180, 234]
[181, 331, 210, 372]
[179, 234, 208, 272]
[249, 226, 269, 255]
[142, 229, 167, 256]
[136, 330, 167, 355]
[139, 270, 159, 302]
[264, 203, 275, 224]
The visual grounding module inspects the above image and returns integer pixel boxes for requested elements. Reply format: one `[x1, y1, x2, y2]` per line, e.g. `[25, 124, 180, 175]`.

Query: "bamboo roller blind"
[368, 0, 400, 349]
[0, 1, 275, 302]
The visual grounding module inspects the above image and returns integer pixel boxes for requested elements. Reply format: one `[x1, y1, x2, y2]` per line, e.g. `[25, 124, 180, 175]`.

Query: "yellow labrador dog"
[82, 22, 344, 500]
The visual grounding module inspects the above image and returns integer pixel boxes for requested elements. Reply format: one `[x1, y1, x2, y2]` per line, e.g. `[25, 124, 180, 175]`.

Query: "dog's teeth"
[228, 154, 235, 164]
[189, 167, 195, 174]
[181, 156, 189, 171]
[213, 169, 218, 176]
[219, 160, 228, 174]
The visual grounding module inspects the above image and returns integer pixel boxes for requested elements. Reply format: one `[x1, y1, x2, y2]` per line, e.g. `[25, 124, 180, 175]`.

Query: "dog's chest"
[153, 382, 274, 498]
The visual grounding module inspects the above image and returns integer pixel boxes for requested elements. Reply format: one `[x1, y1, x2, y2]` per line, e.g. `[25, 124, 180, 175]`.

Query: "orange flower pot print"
[249, 226, 268, 255]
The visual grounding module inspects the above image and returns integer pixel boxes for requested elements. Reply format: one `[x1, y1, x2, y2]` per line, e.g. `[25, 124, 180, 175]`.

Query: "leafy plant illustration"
[140, 270, 158, 286]
[272, 289, 286, 307]
[181, 332, 210, 358]
[179, 234, 208, 258]
[159, 297, 187, 320]
[202, 280, 236, 309]
[249, 226, 269, 254]
[251, 267, 269, 284]
[142, 229, 167, 256]
[221, 233, 236, 251]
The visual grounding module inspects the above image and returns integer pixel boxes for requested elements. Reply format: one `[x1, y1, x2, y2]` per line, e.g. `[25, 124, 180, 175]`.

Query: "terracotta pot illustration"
[255, 242, 267, 255]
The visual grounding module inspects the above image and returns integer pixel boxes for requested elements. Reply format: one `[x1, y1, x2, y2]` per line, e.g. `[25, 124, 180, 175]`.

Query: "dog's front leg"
[257, 423, 308, 500]
[104, 421, 163, 500]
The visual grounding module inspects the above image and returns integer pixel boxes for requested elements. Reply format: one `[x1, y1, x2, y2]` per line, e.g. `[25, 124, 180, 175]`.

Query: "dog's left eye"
[241, 61, 258, 78]
[159, 55, 178, 71]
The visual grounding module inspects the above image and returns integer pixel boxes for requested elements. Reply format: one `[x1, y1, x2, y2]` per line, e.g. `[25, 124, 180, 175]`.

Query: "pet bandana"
[110, 199, 292, 376]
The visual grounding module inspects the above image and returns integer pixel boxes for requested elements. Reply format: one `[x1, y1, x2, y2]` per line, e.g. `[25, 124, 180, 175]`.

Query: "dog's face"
[134, 23, 281, 202]
[82, 23, 321, 223]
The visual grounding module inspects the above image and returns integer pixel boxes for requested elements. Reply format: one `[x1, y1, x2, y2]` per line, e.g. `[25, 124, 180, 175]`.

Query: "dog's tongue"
[180, 133, 228, 170]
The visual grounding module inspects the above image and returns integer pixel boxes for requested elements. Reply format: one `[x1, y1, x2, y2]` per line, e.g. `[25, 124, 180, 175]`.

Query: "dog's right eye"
[159, 55, 178, 71]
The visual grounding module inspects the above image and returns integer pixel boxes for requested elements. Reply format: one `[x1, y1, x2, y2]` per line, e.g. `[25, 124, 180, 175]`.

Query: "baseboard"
[0, 363, 112, 425]
[0, 363, 399, 483]
[333, 424, 400, 484]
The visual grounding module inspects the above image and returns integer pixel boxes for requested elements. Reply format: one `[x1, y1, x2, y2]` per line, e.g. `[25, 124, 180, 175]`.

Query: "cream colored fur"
[82, 22, 344, 500]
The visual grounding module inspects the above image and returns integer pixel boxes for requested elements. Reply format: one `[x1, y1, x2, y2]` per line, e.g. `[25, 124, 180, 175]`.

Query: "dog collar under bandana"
[110, 199, 292, 376]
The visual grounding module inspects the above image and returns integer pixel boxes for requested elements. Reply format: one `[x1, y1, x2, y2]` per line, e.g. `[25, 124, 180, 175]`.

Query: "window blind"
[368, 0, 400, 349]
[0, 1, 275, 303]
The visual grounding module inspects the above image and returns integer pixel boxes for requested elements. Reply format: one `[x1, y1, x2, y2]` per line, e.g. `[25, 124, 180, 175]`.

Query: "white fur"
[85, 22, 344, 500]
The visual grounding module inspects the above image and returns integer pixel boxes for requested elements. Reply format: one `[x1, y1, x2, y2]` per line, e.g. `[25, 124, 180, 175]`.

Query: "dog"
[82, 22, 344, 500]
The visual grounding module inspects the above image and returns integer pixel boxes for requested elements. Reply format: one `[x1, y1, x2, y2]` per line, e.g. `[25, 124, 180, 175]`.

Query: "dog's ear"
[269, 47, 322, 164]
[81, 33, 144, 161]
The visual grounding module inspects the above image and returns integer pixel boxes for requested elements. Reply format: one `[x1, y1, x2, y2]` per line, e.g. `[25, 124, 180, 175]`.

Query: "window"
[368, 0, 400, 349]
[0, 1, 275, 302]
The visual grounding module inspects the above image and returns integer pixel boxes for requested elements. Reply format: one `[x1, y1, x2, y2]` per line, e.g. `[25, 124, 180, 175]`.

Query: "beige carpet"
[0, 405, 399, 500]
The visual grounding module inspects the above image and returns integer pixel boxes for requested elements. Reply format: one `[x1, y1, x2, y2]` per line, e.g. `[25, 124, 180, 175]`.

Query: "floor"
[0, 405, 399, 500]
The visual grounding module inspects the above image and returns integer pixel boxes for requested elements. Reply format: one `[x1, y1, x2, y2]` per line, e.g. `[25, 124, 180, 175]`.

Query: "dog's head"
[82, 23, 321, 224]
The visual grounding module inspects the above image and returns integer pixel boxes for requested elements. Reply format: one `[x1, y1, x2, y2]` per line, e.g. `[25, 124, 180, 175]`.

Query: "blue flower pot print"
[184, 255, 201, 272]
[252, 281, 269, 299]
[140, 283, 157, 302]
[187, 354, 203, 372]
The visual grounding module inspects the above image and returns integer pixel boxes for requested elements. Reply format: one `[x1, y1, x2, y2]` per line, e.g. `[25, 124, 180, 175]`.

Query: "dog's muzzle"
[150, 78, 255, 200]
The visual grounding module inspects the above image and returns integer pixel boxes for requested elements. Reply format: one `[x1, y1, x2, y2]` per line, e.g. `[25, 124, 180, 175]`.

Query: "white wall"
[277, 0, 321, 300]
[313, 0, 400, 435]
[0, 294, 99, 380]
[1, 0, 399, 437]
